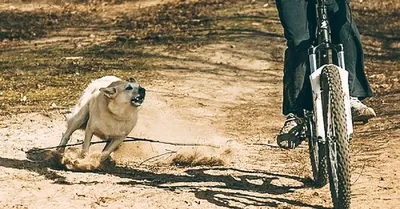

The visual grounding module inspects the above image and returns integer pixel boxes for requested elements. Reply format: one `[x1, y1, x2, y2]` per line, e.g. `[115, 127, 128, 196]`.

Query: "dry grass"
[0, 0, 240, 116]
[171, 152, 225, 167]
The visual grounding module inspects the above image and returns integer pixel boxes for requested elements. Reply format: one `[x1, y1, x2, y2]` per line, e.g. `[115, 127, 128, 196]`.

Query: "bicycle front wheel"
[320, 65, 351, 209]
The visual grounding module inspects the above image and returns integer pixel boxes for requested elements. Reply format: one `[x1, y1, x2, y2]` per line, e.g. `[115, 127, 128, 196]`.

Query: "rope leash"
[25, 136, 220, 154]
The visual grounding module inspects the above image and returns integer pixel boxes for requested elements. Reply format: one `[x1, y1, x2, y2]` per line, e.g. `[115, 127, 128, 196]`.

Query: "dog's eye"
[125, 85, 133, 91]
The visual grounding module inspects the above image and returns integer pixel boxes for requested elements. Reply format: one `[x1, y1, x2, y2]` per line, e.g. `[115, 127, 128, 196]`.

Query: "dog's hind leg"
[58, 129, 77, 152]
[58, 106, 89, 152]
[81, 128, 94, 157]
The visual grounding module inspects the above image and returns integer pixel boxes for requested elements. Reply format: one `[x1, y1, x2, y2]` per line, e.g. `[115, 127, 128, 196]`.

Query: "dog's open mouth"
[131, 87, 145, 106]
[131, 96, 144, 106]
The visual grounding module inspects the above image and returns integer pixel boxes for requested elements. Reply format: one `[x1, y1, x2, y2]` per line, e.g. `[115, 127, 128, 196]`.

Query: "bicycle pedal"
[353, 119, 368, 125]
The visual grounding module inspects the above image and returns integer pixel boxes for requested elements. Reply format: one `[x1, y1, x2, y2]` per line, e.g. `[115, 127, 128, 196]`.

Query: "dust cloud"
[26, 93, 240, 171]
[60, 148, 116, 171]
[113, 93, 241, 167]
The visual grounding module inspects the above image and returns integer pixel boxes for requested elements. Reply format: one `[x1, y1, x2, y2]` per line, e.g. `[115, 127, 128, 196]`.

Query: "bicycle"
[305, 0, 353, 208]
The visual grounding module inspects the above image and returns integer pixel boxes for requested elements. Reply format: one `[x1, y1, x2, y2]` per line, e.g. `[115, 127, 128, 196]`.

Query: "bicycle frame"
[307, 0, 353, 142]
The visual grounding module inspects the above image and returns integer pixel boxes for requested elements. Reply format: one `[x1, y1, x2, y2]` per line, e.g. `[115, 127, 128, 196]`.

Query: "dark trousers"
[275, 0, 373, 116]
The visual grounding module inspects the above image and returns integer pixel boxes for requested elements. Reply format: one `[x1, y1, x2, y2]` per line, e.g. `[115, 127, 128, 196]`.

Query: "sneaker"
[277, 113, 305, 149]
[350, 97, 376, 122]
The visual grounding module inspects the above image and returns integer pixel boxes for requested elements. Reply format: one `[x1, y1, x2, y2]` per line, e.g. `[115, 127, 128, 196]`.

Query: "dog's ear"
[100, 87, 117, 99]
[127, 77, 137, 83]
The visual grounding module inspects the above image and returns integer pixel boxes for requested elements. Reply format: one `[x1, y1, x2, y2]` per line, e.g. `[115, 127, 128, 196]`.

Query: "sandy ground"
[0, 0, 399, 208]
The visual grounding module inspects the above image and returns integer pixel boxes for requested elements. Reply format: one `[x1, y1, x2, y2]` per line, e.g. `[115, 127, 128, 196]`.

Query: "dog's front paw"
[100, 156, 116, 171]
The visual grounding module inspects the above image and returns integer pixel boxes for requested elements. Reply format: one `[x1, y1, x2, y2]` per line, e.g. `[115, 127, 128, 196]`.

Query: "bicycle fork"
[308, 45, 353, 142]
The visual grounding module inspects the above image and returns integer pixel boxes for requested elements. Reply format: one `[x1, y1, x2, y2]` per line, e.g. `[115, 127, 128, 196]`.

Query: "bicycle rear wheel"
[321, 65, 351, 209]
[306, 113, 328, 188]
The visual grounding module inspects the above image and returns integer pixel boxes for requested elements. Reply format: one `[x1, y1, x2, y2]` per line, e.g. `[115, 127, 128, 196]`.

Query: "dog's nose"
[138, 87, 146, 98]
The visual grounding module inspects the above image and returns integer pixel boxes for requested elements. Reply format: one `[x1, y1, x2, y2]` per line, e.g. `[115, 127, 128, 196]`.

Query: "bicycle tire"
[307, 116, 328, 188]
[320, 65, 351, 209]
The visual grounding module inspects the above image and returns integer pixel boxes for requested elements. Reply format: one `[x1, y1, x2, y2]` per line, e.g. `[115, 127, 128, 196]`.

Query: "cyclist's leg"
[276, 0, 315, 117]
[275, 0, 315, 148]
[327, 0, 376, 121]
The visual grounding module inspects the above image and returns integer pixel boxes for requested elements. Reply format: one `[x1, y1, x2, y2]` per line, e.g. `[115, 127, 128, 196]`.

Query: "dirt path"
[0, 0, 399, 209]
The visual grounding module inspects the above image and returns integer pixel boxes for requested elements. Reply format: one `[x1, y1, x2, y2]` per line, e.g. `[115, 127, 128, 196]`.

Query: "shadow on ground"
[0, 156, 328, 209]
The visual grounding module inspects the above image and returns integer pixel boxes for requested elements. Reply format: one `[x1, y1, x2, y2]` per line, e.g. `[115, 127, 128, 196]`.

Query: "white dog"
[57, 76, 145, 162]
